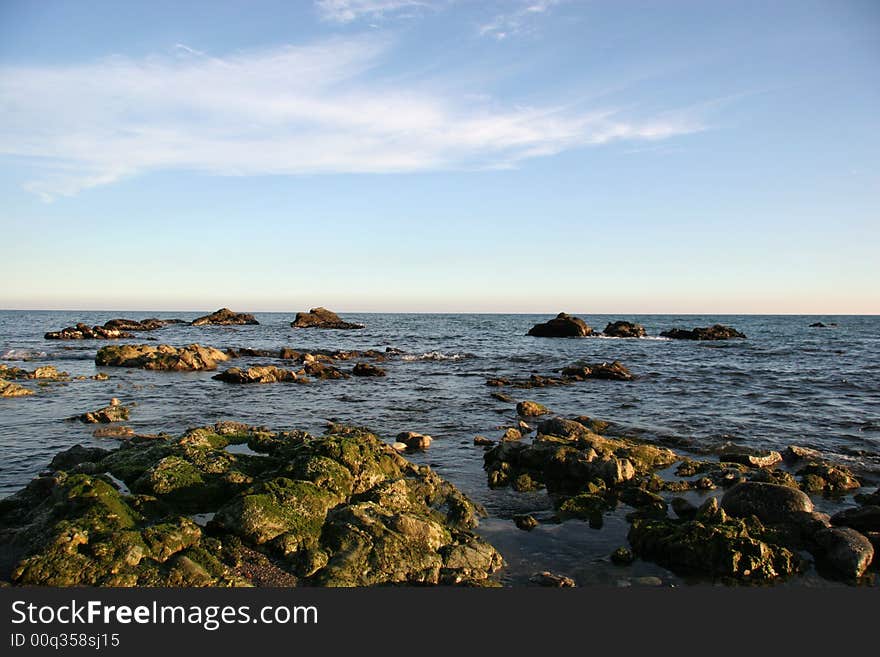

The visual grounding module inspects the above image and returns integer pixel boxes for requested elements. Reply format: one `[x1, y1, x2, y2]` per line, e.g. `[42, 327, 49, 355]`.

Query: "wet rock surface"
[487, 361, 633, 388]
[96, 344, 229, 371]
[72, 399, 131, 424]
[191, 308, 259, 326]
[0, 423, 502, 586]
[660, 325, 746, 340]
[0, 380, 34, 397]
[291, 308, 364, 330]
[527, 313, 593, 338]
[45, 323, 134, 340]
[603, 321, 647, 338]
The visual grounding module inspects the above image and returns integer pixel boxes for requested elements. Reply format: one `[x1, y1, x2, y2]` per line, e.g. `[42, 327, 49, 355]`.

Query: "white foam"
[401, 351, 471, 361]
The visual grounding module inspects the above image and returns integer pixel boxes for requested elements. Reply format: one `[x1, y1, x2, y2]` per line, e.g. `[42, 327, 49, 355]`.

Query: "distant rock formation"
[191, 308, 259, 326]
[45, 323, 134, 340]
[103, 318, 184, 331]
[603, 321, 647, 338]
[660, 324, 746, 340]
[527, 313, 593, 337]
[291, 307, 364, 330]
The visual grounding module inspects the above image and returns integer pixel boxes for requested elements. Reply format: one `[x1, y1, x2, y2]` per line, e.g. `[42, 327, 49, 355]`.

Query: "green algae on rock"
[0, 422, 502, 587]
[96, 344, 229, 371]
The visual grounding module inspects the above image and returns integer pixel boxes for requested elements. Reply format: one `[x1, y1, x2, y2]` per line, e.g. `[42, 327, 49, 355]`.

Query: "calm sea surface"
[1, 311, 878, 585]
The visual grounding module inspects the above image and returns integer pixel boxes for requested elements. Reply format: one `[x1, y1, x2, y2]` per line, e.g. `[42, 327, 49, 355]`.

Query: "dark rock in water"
[717, 444, 782, 468]
[514, 514, 539, 531]
[516, 401, 550, 417]
[660, 324, 746, 340]
[213, 366, 305, 384]
[103, 318, 183, 331]
[291, 307, 364, 330]
[831, 506, 880, 533]
[671, 497, 698, 520]
[603, 321, 647, 338]
[96, 344, 229, 371]
[45, 322, 134, 340]
[530, 571, 576, 587]
[352, 362, 386, 377]
[561, 361, 634, 381]
[72, 399, 130, 424]
[782, 445, 823, 463]
[808, 322, 836, 328]
[527, 313, 593, 338]
[0, 423, 502, 587]
[396, 431, 432, 450]
[473, 436, 494, 447]
[93, 426, 136, 439]
[813, 527, 874, 579]
[720, 482, 813, 524]
[491, 391, 513, 402]
[611, 546, 634, 565]
[191, 308, 259, 326]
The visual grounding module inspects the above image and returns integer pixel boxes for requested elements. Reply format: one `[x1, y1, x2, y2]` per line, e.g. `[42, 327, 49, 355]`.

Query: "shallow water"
[1, 311, 878, 585]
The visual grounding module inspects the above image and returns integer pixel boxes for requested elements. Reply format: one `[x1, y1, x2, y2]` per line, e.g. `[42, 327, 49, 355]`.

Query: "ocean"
[1, 310, 878, 585]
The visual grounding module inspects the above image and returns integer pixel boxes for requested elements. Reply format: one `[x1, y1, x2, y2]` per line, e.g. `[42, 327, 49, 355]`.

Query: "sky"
[0, 0, 878, 313]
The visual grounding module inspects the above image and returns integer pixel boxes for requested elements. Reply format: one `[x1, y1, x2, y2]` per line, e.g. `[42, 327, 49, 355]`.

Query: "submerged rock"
[0, 380, 34, 397]
[0, 423, 502, 587]
[96, 344, 229, 371]
[191, 308, 259, 326]
[352, 362, 386, 377]
[0, 364, 68, 381]
[530, 571, 576, 587]
[603, 321, 647, 338]
[212, 366, 305, 384]
[291, 307, 364, 330]
[45, 323, 134, 340]
[660, 325, 746, 340]
[489, 361, 633, 388]
[527, 313, 593, 338]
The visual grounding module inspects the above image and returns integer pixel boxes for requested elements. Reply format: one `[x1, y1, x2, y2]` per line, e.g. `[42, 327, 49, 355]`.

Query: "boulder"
[73, 399, 130, 424]
[660, 324, 746, 340]
[514, 515, 539, 531]
[782, 445, 823, 463]
[718, 444, 782, 468]
[0, 380, 33, 397]
[720, 482, 813, 524]
[395, 432, 432, 451]
[813, 527, 874, 579]
[95, 344, 229, 371]
[796, 463, 860, 494]
[831, 506, 880, 534]
[291, 307, 364, 330]
[559, 361, 633, 381]
[527, 313, 593, 338]
[212, 366, 304, 384]
[191, 308, 259, 326]
[516, 401, 550, 417]
[603, 321, 647, 338]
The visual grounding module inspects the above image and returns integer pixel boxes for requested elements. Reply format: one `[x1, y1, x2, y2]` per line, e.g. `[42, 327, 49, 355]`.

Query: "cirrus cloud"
[0, 37, 703, 200]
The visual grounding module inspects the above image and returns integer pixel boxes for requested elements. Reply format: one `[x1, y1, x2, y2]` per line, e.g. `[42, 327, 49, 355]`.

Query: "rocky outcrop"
[73, 399, 131, 424]
[0, 364, 68, 381]
[45, 323, 134, 340]
[660, 324, 746, 340]
[191, 308, 259, 326]
[213, 366, 305, 384]
[0, 380, 33, 397]
[352, 362, 386, 377]
[103, 318, 184, 331]
[95, 344, 229, 371]
[489, 361, 633, 389]
[717, 444, 782, 468]
[0, 423, 502, 587]
[291, 308, 364, 330]
[527, 313, 593, 338]
[516, 401, 550, 417]
[603, 321, 647, 338]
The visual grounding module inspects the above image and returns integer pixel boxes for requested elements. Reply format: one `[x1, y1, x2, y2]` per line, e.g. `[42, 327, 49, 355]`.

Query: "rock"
[213, 366, 304, 384]
[558, 493, 608, 522]
[796, 463, 860, 494]
[660, 324, 746, 340]
[516, 401, 550, 417]
[0, 380, 34, 397]
[391, 442, 407, 452]
[0, 364, 69, 381]
[73, 401, 131, 424]
[45, 322, 134, 340]
[611, 546, 634, 565]
[396, 432, 432, 450]
[1, 423, 502, 587]
[514, 514, 539, 531]
[813, 527, 874, 579]
[485, 377, 510, 387]
[782, 445, 823, 463]
[103, 318, 183, 331]
[351, 362, 386, 377]
[717, 444, 782, 468]
[501, 427, 522, 441]
[93, 426, 135, 439]
[191, 308, 259, 326]
[721, 482, 813, 524]
[527, 313, 593, 338]
[291, 307, 364, 330]
[473, 436, 494, 447]
[671, 497, 698, 520]
[530, 571, 576, 587]
[96, 344, 229, 371]
[559, 361, 633, 381]
[831, 506, 880, 533]
[696, 497, 727, 524]
[809, 322, 833, 328]
[603, 321, 647, 338]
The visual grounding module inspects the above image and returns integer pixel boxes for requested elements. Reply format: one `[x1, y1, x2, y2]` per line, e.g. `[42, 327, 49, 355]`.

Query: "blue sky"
[1, 0, 878, 313]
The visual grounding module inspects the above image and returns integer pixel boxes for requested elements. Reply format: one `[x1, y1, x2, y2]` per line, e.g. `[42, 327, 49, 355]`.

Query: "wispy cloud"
[315, 0, 431, 23]
[0, 37, 703, 199]
[479, 0, 564, 40]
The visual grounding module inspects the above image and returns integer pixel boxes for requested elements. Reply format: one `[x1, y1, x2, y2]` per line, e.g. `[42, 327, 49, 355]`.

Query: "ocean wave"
[590, 335, 671, 341]
[1, 348, 47, 361]
[401, 351, 472, 361]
